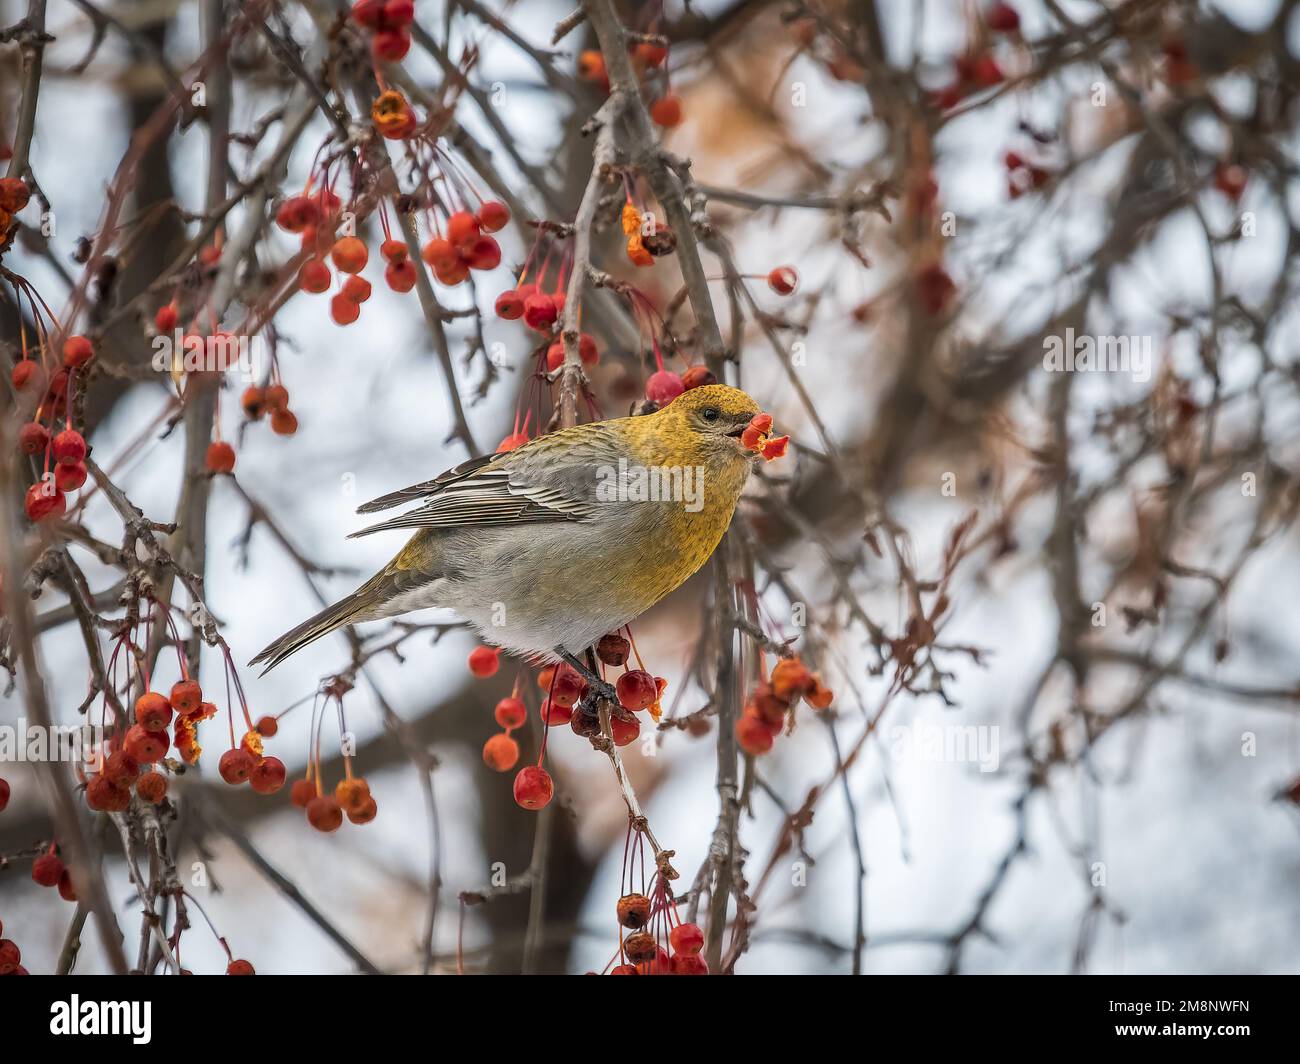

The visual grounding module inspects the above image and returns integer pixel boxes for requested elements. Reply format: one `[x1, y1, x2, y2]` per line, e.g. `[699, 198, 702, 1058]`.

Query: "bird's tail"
[249, 591, 372, 676]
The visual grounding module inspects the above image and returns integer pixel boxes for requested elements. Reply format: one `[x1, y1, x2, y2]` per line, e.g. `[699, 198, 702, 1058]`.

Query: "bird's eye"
[701, 407, 720, 423]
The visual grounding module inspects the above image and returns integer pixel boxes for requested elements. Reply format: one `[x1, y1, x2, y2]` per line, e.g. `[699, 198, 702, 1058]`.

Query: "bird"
[250, 384, 778, 692]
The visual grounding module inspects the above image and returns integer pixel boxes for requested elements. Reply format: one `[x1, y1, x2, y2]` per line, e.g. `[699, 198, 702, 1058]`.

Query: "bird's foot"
[558, 650, 619, 713]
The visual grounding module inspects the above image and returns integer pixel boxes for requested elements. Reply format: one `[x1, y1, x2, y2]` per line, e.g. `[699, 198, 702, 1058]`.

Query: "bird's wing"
[349, 450, 600, 539]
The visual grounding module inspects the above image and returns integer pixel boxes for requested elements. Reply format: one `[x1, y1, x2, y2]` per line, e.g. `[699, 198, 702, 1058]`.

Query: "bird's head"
[657, 384, 765, 455]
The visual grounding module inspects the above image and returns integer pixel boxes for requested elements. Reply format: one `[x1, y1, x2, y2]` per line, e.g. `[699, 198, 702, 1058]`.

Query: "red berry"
[290, 779, 315, 808]
[58, 868, 78, 902]
[135, 692, 173, 731]
[170, 680, 202, 716]
[249, 757, 287, 795]
[494, 289, 524, 320]
[468, 645, 501, 678]
[24, 482, 65, 522]
[330, 293, 361, 325]
[104, 750, 140, 787]
[384, 259, 418, 292]
[62, 335, 94, 369]
[650, 95, 683, 127]
[634, 42, 668, 68]
[307, 795, 343, 832]
[645, 370, 684, 406]
[18, 422, 48, 456]
[123, 724, 169, 764]
[610, 712, 640, 747]
[735, 712, 776, 755]
[85, 775, 129, 812]
[0, 940, 21, 975]
[372, 28, 411, 62]
[539, 697, 573, 727]
[136, 771, 168, 803]
[204, 440, 236, 474]
[494, 697, 526, 730]
[226, 958, 255, 975]
[341, 275, 372, 303]
[155, 304, 179, 331]
[52, 429, 87, 466]
[0, 777, 9, 811]
[276, 195, 320, 232]
[433, 256, 470, 286]
[350, 0, 385, 28]
[616, 670, 657, 712]
[218, 748, 256, 785]
[1214, 163, 1247, 202]
[446, 211, 481, 248]
[11, 361, 42, 392]
[767, 266, 798, 295]
[380, 238, 408, 262]
[255, 715, 278, 737]
[32, 852, 64, 887]
[549, 664, 586, 709]
[299, 259, 331, 293]
[513, 766, 553, 810]
[461, 234, 501, 271]
[384, 0, 415, 27]
[477, 200, 509, 233]
[421, 237, 457, 269]
[330, 236, 368, 274]
[670, 952, 709, 974]
[669, 922, 704, 955]
[987, 2, 1021, 32]
[482, 733, 520, 772]
[522, 293, 558, 331]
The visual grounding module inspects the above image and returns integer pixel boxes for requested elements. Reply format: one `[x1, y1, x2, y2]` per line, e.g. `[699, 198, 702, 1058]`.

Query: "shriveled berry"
[616, 893, 651, 929]
[623, 931, 658, 963]
[136, 771, 167, 803]
[513, 765, 553, 810]
[482, 733, 520, 772]
[596, 633, 630, 667]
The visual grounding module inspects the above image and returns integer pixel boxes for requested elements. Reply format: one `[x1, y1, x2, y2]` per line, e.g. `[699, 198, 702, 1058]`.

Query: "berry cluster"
[349, 0, 416, 64]
[0, 921, 26, 976]
[30, 843, 77, 903]
[735, 655, 834, 757]
[576, 34, 679, 127]
[287, 681, 378, 832]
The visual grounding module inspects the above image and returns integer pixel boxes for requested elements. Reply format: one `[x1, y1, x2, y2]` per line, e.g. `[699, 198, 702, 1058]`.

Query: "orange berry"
[735, 712, 776, 755]
[650, 94, 683, 127]
[136, 771, 168, 803]
[136, 692, 173, 730]
[482, 733, 520, 772]
[270, 408, 298, 436]
[307, 795, 343, 832]
[335, 777, 371, 814]
[218, 748, 256, 785]
[330, 236, 368, 274]
[62, 335, 94, 368]
[290, 779, 315, 808]
[346, 796, 378, 824]
[249, 756, 286, 795]
[205, 440, 236, 474]
[342, 275, 372, 303]
[255, 715, 278, 737]
[494, 697, 526, 730]
[170, 680, 202, 716]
